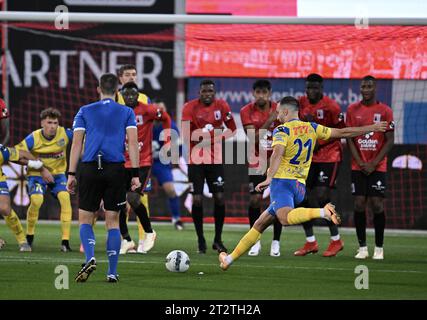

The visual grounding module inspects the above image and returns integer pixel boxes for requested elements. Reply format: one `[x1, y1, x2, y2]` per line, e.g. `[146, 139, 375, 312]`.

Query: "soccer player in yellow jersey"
[0, 144, 50, 251]
[219, 96, 388, 270]
[16, 108, 73, 252]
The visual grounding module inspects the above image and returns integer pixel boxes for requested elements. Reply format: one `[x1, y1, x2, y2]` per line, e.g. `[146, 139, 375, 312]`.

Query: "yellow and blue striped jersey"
[271, 119, 332, 183]
[15, 127, 72, 176]
[0, 144, 20, 182]
[117, 92, 151, 105]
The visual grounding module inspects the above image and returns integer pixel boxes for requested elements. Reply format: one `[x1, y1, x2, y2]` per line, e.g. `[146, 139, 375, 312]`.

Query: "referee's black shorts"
[78, 162, 127, 212]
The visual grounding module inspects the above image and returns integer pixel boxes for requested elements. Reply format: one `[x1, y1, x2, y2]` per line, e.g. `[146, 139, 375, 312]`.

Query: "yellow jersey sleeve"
[271, 126, 289, 148]
[314, 123, 332, 141]
[0, 146, 19, 163]
[7, 147, 20, 162]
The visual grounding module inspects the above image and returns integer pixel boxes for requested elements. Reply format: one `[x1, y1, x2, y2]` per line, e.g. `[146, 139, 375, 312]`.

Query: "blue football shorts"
[152, 160, 173, 186]
[27, 174, 67, 197]
[267, 178, 306, 216]
[0, 181, 10, 196]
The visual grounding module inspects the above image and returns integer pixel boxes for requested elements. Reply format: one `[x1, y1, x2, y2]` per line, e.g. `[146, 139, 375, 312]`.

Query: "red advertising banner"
[186, 0, 296, 16]
[186, 25, 427, 79]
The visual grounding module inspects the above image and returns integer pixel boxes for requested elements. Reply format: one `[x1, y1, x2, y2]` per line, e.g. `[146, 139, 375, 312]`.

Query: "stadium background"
[1, 0, 426, 229]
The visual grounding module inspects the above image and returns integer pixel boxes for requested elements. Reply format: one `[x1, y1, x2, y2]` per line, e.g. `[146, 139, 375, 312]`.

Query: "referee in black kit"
[66, 73, 141, 283]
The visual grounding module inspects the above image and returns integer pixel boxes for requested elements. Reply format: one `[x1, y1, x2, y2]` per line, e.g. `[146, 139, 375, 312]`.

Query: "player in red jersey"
[240, 80, 283, 257]
[347, 75, 394, 260]
[181, 79, 237, 254]
[294, 74, 345, 257]
[120, 81, 171, 254]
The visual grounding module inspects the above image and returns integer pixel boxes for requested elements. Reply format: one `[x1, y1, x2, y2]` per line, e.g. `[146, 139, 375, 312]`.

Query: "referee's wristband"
[131, 168, 140, 178]
[67, 172, 76, 176]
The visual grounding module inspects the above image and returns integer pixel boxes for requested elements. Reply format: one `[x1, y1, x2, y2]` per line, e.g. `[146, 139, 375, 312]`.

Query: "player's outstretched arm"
[329, 121, 388, 139]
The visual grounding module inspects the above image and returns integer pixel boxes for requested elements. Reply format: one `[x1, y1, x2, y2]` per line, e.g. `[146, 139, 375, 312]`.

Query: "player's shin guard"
[192, 205, 204, 241]
[138, 194, 150, 240]
[26, 194, 43, 236]
[58, 192, 72, 241]
[106, 229, 121, 276]
[80, 224, 96, 262]
[214, 204, 225, 242]
[286, 208, 322, 225]
[373, 212, 385, 247]
[119, 205, 131, 240]
[354, 211, 367, 247]
[4, 209, 26, 244]
[134, 204, 153, 233]
[230, 228, 261, 262]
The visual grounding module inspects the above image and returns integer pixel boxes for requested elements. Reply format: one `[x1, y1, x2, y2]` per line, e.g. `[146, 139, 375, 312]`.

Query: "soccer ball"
[165, 250, 190, 273]
[0, 238, 5, 250]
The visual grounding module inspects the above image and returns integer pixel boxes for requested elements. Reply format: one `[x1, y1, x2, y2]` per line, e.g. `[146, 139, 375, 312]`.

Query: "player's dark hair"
[279, 96, 299, 111]
[306, 73, 323, 83]
[118, 64, 136, 76]
[252, 79, 271, 91]
[200, 79, 215, 88]
[40, 107, 61, 120]
[362, 75, 376, 82]
[121, 81, 139, 91]
[99, 73, 118, 95]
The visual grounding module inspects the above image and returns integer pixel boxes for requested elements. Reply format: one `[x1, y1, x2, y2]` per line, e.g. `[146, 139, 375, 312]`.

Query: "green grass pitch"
[1, 222, 426, 300]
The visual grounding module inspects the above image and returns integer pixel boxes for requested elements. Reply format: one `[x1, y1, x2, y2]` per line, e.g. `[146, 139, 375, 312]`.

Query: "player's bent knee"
[192, 195, 203, 207]
[30, 194, 44, 209]
[353, 198, 366, 212]
[127, 192, 142, 209]
[371, 201, 384, 214]
[163, 183, 177, 198]
[57, 191, 70, 204]
[213, 193, 224, 206]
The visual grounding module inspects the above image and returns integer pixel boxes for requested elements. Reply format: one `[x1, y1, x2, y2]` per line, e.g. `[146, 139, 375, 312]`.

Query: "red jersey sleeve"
[330, 100, 346, 128]
[159, 109, 172, 144]
[0, 99, 9, 119]
[240, 105, 253, 127]
[346, 105, 355, 127]
[181, 103, 193, 122]
[385, 106, 394, 132]
[222, 101, 237, 132]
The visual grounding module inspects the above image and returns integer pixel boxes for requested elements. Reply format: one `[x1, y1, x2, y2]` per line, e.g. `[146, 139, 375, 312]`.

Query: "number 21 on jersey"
[290, 138, 313, 165]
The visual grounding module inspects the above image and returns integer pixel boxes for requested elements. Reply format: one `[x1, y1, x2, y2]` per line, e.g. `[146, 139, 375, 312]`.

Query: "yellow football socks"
[4, 209, 26, 244]
[58, 191, 72, 241]
[286, 208, 322, 225]
[229, 228, 261, 261]
[26, 194, 43, 236]
[137, 194, 150, 240]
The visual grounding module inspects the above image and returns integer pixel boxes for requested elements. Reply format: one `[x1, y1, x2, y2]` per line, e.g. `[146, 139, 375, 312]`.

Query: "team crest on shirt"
[214, 110, 221, 120]
[57, 138, 65, 147]
[316, 109, 324, 119]
[373, 113, 381, 123]
[136, 115, 143, 125]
